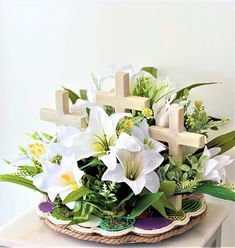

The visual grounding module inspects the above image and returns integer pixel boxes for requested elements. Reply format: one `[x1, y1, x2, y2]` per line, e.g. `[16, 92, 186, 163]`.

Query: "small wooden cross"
[149, 104, 206, 162]
[40, 90, 87, 128]
[96, 72, 150, 113]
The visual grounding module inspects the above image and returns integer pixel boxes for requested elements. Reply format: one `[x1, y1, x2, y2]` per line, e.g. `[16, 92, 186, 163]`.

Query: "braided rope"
[41, 206, 207, 244]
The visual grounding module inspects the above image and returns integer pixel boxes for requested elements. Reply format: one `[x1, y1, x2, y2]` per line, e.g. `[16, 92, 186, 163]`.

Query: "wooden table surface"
[0, 202, 228, 248]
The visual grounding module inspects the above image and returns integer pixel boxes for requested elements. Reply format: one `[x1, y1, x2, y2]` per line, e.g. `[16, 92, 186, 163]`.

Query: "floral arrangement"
[0, 65, 234, 235]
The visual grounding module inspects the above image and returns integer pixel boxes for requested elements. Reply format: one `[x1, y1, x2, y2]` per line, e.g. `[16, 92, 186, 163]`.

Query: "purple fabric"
[134, 217, 172, 230]
[39, 201, 54, 213]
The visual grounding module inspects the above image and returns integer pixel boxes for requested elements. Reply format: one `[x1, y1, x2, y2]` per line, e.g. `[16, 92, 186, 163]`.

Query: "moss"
[51, 205, 74, 221]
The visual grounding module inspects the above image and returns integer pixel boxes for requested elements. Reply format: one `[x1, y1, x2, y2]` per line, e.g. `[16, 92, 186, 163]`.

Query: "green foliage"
[0, 174, 46, 195]
[132, 75, 168, 107]
[128, 192, 163, 219]
[51, 205, 74, 220]
[185, 102, 228, 136]
[194, 181, 235, 202]
[159, 181, 176, 196]
[141, 67, 158, 78]
[62, 86, 80, 104]
[99, 182, 118, 205]
[157, 155, 208, 194]
[194, 130, 235, 158]
[71, 202, 94, 224]
[62, 185, 93, 204]
[175, 82, 218, 100]
[15, 166, 42, 177]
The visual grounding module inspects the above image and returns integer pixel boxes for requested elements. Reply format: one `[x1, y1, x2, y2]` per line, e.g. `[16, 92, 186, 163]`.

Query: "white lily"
[202, 146, 234, 183]
[46, 126, 82, 159]
[131, 119, 165, 152]
[33, 155, 84, 209]
[102, 149, 164, 195]
[153, 93, 177, 127]
[72, 106, 140, 162]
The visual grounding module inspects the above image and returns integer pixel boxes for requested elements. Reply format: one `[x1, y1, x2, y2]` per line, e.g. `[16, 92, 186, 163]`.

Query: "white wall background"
[0, 0, 234, 246]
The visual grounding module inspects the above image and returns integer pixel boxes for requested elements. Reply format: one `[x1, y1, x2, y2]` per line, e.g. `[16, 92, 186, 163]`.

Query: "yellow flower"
[142, 108, 153, 119]
[194, 100, 203, 109]
[124, 118, 133, 129]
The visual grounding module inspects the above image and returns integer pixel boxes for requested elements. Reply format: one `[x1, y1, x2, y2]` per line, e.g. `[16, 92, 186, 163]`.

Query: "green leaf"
[62, 86, 80, 104]
[40, 132, 54, 142]
[79, 89, 88, 100]
[178, 164, 190, 172]
[128, 192, 163, 219]
[141, 67, 158, 78]
[117, 193, 134, 208]
[194, 181, 235, 202]
[194, 130, 235, 157]
[151, 198, 168, 218]
[63, 186, 93, 204]
[0, 174, 46, 195]
[175, 82, 218, 100]
[159, 181, 176, 196]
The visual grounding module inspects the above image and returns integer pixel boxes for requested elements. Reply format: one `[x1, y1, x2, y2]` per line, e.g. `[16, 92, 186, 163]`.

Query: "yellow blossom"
[194, 100, 203, 109]
[124, 119, 134, 129]
[142, 108, 153, 119]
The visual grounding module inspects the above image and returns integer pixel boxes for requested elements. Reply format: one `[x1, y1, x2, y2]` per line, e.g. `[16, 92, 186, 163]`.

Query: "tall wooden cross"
[96, 72, 150, 112]
[149, 104, 206, 162]
[40, 90, 87, 128]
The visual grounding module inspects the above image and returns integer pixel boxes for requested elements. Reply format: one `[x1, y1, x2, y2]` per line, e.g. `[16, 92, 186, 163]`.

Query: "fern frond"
[176, 179, 200, 193]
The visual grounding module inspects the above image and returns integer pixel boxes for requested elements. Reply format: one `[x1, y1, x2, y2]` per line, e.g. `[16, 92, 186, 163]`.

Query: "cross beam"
[96, 72, 150, 113]
[149, 104, 205, 162]
[40, 90, 87, 128]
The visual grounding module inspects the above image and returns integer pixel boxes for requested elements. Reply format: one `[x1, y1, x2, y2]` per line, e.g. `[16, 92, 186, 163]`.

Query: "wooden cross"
[40, 90, 87, 128]
[96, 72, 150, 113]
[149, 104, 206, 162]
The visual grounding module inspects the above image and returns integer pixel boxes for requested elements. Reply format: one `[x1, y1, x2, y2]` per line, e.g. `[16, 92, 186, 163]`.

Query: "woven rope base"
[40, 206, 207, 245]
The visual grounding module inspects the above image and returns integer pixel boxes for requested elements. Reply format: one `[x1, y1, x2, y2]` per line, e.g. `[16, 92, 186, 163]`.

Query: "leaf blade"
[63, 186, 93, 204]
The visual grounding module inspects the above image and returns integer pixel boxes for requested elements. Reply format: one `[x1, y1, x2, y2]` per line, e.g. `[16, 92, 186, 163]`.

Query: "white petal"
[100, 153, 117, 170]
[101, 164, 125, 183]
[123, 176, 146, 195]
[72, 131, 95, 161]
[205, 170, 221, 183]
[204, 159, 218, 177]
[203, 146, 211, 158]
[139, 119, 150, 138]
[115, 133, 141, 152]
[59, 189, 75, 209]
[131, 126, 145, 142]
[138, 150, 164, 174]
[214, 155, 234, 170]
[88, 106, 113, 138]
[87, 83, 97, 103]
[149, 138, 165, 152]
[115, 149, 132, 171]
[57, 126, 81, 143]
[155, 106, 169, 127]
[144, 171, 160, 193]
[73, 167, 85, 186]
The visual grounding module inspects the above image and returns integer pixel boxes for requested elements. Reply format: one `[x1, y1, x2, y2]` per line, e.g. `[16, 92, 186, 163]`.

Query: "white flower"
[202, 146, 234, 183]
[46, 126, 82, 159]
[131, 119, 165, 152]
[102, 149, 164, 195]
[153, 93, 176, 127]
[72, 106, 140, 162]
[33, 155, 84, 209]
[11, 141, 47, 167]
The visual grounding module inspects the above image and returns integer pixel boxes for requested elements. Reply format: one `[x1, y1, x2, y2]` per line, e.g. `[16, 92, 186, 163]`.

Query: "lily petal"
[115, 133, 141, 152]
[123, 176, 146, 195]
[144, 171, 160, 193]
[100, 153, 117, 170]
